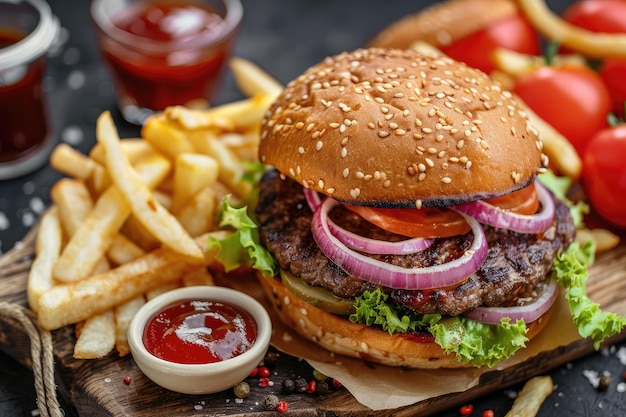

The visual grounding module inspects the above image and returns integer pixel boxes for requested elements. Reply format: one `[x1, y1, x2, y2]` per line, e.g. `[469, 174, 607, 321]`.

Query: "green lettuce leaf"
[553, 241, 626, 349]
[430, 317, 528, 368]
[206, 196, 276, 277]
[349, 288, 528, 367]
[538, 170, 588, 228]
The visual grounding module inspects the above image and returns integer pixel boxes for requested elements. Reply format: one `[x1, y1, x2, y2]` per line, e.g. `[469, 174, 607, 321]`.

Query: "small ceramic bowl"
[128, 285, 272, 395]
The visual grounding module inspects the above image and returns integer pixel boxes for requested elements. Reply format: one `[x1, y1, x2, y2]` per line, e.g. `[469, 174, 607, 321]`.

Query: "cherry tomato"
[440, 14, 540, 74]
[513, 65, 611, 157]
[582, 125, 626, 229]
[346, 184, 538, 238]
[563, 0, 626, 114]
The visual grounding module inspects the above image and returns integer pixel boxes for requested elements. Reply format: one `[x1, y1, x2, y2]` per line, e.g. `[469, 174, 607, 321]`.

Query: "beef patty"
[256, 169, 576, 316]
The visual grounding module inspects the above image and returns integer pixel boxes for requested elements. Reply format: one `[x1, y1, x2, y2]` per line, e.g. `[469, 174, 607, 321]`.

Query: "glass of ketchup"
[90, 0, 244, 125]
[0, 0, 59, 180]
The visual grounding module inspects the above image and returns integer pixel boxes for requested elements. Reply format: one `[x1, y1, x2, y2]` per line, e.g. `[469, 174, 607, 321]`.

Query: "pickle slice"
[280, 269, 356, 316]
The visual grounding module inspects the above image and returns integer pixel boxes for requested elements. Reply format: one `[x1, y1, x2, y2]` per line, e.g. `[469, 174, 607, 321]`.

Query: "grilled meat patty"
[256, 169, 576, 317]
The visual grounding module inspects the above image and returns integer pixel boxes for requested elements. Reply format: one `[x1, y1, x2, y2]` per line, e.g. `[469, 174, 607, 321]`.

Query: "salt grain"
[0, 212, 9, 231]
[67, 70, 86, 90]
[61, 125, 84, 146]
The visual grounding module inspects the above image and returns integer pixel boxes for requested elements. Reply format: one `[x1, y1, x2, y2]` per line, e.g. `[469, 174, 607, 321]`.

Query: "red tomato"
[563, 0, 626, 114]
[440, 14, 540, 74]
[346, 184, 538, 238]
[563, 0, 626, 33]
[582, 125, 626, 228]
[600, 59, 626, 115]
[513, 65, 611, 157]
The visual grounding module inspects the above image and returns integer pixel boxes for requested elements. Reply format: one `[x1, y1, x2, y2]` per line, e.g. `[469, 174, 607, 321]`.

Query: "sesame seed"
[415, 199, 423, 209]
[442, 177, 451, 183]
[378, 131, 390, 138]
[298, 146, 305, 154]
[350, 188, 361, 199]
[341, 147, 347, 157]
[343, 168, 349, 177]
[316, 141, 323, 151]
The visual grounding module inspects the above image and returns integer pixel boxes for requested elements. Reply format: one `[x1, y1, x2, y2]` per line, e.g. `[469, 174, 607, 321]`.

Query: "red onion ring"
[303, 187, 323, 212]
[311, 197, 488, 290]
[304, 188, 433, 255]
[452, 181, 555, 234]
[325, 205, 434, 255]
[463, 277, 558, 324]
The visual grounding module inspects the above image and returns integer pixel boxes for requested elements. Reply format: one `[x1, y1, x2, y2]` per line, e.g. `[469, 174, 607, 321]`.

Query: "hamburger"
[243, 48, 577, 368]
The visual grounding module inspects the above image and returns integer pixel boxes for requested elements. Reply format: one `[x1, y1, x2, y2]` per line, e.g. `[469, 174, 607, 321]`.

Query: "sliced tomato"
[345, 205, 470, 239]
[484, 183, 539, 215]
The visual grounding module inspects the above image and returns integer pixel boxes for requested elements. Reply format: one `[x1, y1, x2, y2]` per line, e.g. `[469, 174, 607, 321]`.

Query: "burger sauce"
[101, 1, 233, 111]
[143, 299, 257, 364]
[0, 29, 50, 163]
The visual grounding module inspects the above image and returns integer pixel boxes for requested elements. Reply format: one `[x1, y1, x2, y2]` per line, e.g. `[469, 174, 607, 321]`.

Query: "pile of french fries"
[27, 57, 282, 359]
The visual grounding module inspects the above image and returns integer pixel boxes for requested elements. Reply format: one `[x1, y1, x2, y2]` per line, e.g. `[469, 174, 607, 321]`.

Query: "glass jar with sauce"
[0, 0, 59, 180]
[90, 0, 244, 125]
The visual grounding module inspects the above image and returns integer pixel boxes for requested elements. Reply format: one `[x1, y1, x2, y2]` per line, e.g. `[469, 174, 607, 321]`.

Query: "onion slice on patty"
[304, 188, 434, 255]
[452, 181, 555, 234]
[463, 277, 558, 324]
[311, 197, 488, 290]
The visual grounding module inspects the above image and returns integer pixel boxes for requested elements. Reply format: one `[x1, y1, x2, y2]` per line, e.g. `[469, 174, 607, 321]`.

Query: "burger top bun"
[259, 48, 546, 207]
[366, 0, 517, 50]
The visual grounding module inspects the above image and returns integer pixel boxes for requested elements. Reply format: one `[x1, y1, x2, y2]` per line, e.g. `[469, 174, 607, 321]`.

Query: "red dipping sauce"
[0, 28, 50, 163]
[91, 0, 243, 122]
[143, 298, 257, 364]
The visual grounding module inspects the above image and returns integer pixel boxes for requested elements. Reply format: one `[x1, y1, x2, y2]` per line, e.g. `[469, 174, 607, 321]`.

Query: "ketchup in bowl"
[143, 298, 257, 364]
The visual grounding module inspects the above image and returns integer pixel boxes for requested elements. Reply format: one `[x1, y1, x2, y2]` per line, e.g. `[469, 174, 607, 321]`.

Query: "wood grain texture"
[0, 225, 624, 416]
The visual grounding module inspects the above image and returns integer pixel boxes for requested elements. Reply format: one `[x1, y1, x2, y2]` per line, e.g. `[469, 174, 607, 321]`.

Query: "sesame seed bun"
[366, 0, 517, 50]
[257, 270, 553, 369]
[259, 48, 546, 208]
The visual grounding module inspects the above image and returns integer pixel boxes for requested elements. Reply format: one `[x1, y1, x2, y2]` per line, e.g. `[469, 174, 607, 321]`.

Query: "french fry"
[229, 56, 283, 97]
[165, 93, 277, 131]
[114, 295, 145, 357]
[141, 115, 195, 159]
[520, 102, 582, 180]
[27, 207, 63, 313]
[492, 47, 587, 80]
[106, 234, 146, 266]
[120, 215, 162, 252]
[89, 138, 154, 166]
[175, 186, 219, 237]
[38, 247, 201, 330]
[576, 228, 620, 254]
[50, 178, 94, 236]
[53, 154, 171, 282]
[97, 112, 204, 260]
[505, 375, 553, 417]
[172, 152, 219, 213]
[182, 267, 216, 287]
[189, 131, 253, 198]
[73, 310, 116, 359]
[516, 0, 626, 58]
[50, 143, 98, 180]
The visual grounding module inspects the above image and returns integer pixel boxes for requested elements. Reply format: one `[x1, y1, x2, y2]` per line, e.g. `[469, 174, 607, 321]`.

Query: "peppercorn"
[276, 400, 289, 413]
[282, 379, 295, 393]
[248, 367, 259, 378]
[312, 369, 328, 381]
[306, 380, 317, 394]
[233, 381, 250, 399]
[459, 403, 474, 415]
[259, 377, 271, 388]
[316, 380, 329, 394]
[332, 378, 343, 389]
[598, 375, 612, 391]
[483, 410, 495, 417]
[123, 376, 131, 385]
[295, 377, 307, 392]
[263, 394, 279, 411]
[259, 366, 271, 378]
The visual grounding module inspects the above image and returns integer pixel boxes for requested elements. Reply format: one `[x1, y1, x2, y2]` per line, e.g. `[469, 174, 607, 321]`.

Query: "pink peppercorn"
[276, 400, 289, 413]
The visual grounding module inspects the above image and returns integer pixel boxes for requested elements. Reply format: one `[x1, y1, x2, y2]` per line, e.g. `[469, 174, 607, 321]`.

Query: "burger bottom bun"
[257, 271, 553, 369]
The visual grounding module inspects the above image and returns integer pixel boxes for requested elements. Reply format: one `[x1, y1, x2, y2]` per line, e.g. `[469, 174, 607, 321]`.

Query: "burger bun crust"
[259, 48, 546, 208]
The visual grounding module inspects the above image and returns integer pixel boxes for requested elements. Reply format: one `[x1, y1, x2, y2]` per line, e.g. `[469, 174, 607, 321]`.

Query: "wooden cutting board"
[0, 225, 625, 416]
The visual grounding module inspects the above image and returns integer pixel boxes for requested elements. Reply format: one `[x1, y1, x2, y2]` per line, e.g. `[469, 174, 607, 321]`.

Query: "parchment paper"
[226, 273, 583, 411]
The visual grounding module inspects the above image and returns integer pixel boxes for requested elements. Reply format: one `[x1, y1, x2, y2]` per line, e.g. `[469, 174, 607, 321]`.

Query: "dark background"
[1, 0, 625, 416]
